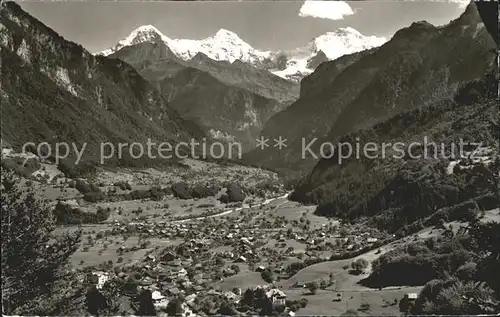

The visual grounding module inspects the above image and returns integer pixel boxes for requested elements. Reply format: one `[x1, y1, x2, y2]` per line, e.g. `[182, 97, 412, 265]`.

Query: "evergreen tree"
[399, 294, 411, 315]
[166, 297, 182, 316]
[137, 289, 157, 316]
[217, 299, 237, 315]
[85, 286, 107, 316]
[1, 172, 82, 315]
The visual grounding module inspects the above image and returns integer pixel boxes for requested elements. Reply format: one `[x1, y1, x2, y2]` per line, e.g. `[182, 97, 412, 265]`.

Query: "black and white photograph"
[1, 0, 499, 315]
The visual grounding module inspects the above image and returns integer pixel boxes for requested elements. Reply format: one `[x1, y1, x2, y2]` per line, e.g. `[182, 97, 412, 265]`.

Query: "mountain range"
[107, 38, 293, 149]
[1, 1, 497, 176]
[94, 24, 386, 149]
[97, 24, 387, 82]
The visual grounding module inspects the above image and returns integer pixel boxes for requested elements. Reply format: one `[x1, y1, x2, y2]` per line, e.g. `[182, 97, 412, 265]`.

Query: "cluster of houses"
[73, 189, 393, 316]
[90, 209, 390, 289]
[84, 266, 290, 316]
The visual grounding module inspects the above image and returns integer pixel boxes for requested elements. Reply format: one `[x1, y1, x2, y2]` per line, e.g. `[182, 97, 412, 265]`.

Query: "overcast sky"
[18, 0, 468, 53]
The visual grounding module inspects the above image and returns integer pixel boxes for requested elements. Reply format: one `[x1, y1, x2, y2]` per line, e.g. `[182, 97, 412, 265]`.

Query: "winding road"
[171, 192, 291, 224]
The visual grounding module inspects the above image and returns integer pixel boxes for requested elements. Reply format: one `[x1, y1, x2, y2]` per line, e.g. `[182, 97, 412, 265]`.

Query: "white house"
[235, 255, 247, 263]
[256, 265, 266, 272]
[86, 271, 110, 290]
[266, 288, 287, 306]
[151, 290, 168, 308]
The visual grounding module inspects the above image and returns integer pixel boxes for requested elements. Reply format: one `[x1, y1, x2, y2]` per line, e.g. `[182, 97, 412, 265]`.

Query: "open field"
[259, 200, 336, 229]
[216, 272, 269, 292]
[65, 234, 184, 269]
[284, 286, 423, 316]
[91, 159, 280, 189]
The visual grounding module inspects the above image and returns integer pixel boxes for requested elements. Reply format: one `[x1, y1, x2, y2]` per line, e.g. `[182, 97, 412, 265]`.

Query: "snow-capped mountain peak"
[124, 25, 169, 45]
[97, 25, 269, 64]
[172, 27, 268, 63]
[270, 27, 387, 81]
[130, 25, 164, 38]
[311, 27, 387, 60]
[98, 25, 170, 56]
[213, 28, 242, 41]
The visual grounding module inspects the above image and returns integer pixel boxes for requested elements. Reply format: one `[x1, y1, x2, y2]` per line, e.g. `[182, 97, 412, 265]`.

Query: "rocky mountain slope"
[110, 40, 299, 104]
[98, 25, 386, 82]
[187, 52, 299, 104]
[0, 2, 204, 164]
[156, 66, 286, 150]
[109, 42, 287, 149]
[244, 2, 497, 176]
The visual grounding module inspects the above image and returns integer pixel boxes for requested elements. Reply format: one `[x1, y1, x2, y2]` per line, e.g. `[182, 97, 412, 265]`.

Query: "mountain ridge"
[287, 1, 499, 232]
[243, 1, 496, 176]
[0, 2, 204, 164]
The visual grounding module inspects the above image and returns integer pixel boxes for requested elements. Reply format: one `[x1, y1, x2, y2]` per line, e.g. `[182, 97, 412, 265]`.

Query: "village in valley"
[4, 147, 477, 316]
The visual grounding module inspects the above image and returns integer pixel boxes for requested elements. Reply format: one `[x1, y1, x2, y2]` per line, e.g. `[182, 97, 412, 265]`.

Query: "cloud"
[299, 1, 354, 20]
